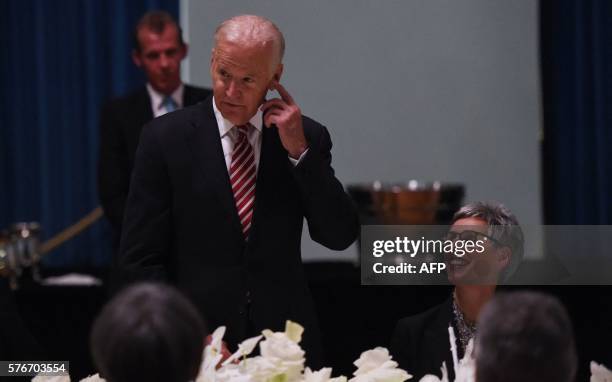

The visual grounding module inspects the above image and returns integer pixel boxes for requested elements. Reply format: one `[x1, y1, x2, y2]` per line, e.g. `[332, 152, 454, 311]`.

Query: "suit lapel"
[185, 102, 289, 242]
[249, 125, 288, 238]
[183, 85, 194, 106]
[185, 98, 244, 237]
[183, 85, 203, 107]
[134, 86, 153, 127]
[254, 125, 279, 200]
[125, 87, 154, 163]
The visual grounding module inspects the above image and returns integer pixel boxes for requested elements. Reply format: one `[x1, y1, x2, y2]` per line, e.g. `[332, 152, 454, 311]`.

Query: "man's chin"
[151, 79, 180, 95]
[220, 108, 252, 126]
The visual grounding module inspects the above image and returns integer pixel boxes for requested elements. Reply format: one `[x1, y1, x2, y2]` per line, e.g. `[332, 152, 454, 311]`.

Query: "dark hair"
[132, 10, 185, 52]
[452, 201, 524, 281]
[475, 291, 577, 382]
[90, 283, 207, 382]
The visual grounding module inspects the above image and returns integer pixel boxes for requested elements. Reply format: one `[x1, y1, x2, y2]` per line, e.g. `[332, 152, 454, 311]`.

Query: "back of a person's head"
[91, 282, 207, 382]
[475, 291, 577, 382]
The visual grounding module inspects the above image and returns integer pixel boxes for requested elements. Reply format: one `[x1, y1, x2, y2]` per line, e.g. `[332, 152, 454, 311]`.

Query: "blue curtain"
[541, 0, 612, 224]
[0, 0, 178, 267]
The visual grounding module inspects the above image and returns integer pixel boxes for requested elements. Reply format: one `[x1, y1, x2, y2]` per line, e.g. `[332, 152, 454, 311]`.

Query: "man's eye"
[243, 77, 254, 84]
[166, 49, 177, 57]
[146, 53, 159, 60]
[219, 70, 230, 79]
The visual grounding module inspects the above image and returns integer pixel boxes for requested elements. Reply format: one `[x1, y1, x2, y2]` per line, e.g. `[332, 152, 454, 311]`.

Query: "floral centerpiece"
[197, 320, 411, 382]
[32, 321, 611, 382]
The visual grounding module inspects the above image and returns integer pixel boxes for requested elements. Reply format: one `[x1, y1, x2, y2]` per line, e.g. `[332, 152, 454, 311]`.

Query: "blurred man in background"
[98, 10, 211, 256]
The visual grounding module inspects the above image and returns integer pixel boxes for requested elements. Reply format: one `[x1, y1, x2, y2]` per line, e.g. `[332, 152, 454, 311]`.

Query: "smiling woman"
[390, 201, 524, 381]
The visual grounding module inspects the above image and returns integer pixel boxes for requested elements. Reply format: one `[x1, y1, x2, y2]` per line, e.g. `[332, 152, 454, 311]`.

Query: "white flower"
[303, 367, 347, 382]
[304, 368, 333, 382]
[353, 348, 398, 375]
[79, 374, 106, 382]
[285, 320, 304, 343]
[209, 326, 227, 351]
[419, 376, 443, 382]
[351, 368, 411, 382]
[215, 363, 256, 382]
[195, 321, 306, 382]
[254, 321, 306, 381]
[243, 353, 303, 382]
[204, 321, 307, 382]
[330, 376, 349, 382]
[241, 356, 291, 382]
[454, 340, 475, 382]
[350, 347, 412, 382]
[418, 362, 449, 382]
[200, 321, 420, 382]
[259, 330, 305, 362]
[591, 361, 612, 382]
[32, 376, 71, 382]
[196, 326, 227, 382]
[223, 334, 263, 366]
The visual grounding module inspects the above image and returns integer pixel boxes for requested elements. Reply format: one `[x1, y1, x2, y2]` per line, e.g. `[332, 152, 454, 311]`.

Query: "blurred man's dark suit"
[118, 95, 359, 366]
[98, 85, 211, 256]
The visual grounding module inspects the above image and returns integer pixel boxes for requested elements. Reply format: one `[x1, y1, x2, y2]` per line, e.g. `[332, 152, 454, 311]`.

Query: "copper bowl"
[347, 181, 465, 225]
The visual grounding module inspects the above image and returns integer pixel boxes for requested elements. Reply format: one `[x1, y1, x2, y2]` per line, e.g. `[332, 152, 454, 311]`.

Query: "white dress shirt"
[147, 83, 184, 118]
[213, 97, 263, 171]
[212, 97, 306, 172]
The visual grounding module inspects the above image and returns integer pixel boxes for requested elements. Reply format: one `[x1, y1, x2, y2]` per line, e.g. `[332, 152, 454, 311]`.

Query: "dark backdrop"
[541, 0, 612, 224]
[0, 0, 179, 267]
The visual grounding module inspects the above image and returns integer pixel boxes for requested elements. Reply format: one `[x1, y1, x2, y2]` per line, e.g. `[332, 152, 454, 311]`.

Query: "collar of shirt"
[146, 82, 184, 117]
[212, 97, 263, 171]
[212, 96, 263, 139]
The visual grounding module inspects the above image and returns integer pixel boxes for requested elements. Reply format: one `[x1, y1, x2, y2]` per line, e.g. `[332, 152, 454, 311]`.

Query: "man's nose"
[226, 80, 240, 98]
[159, 54, 169, 69]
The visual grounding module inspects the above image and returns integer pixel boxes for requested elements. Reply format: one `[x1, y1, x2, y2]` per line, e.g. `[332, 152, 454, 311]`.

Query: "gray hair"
[452, 201, 524, 281]
[475, 291, 577, 382]
[214, 15, 285, 65]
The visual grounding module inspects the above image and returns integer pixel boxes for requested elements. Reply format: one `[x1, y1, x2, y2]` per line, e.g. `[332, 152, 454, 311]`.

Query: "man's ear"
[496, 247, 512, 271]
[210, 49, 217, 69]
[209, 50, 215, 78]
[269, 63, 284, 90]
[132, 50, 142, 67]
[180, 43, 189, 60]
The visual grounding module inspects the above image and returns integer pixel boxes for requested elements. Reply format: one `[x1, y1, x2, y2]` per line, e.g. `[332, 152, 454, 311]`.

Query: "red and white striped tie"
[229, 124, 256, 238]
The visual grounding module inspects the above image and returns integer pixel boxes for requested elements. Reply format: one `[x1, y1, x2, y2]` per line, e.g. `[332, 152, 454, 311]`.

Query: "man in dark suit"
[118, 15, 359, 366]
[98, 11, 211, 252]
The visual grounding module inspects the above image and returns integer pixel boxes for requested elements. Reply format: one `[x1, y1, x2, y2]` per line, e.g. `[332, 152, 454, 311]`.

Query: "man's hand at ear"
[260, 82, 308, 159]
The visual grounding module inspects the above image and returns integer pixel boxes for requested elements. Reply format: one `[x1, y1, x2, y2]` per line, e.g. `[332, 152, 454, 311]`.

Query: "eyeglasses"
[443, 230, 504, 246]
